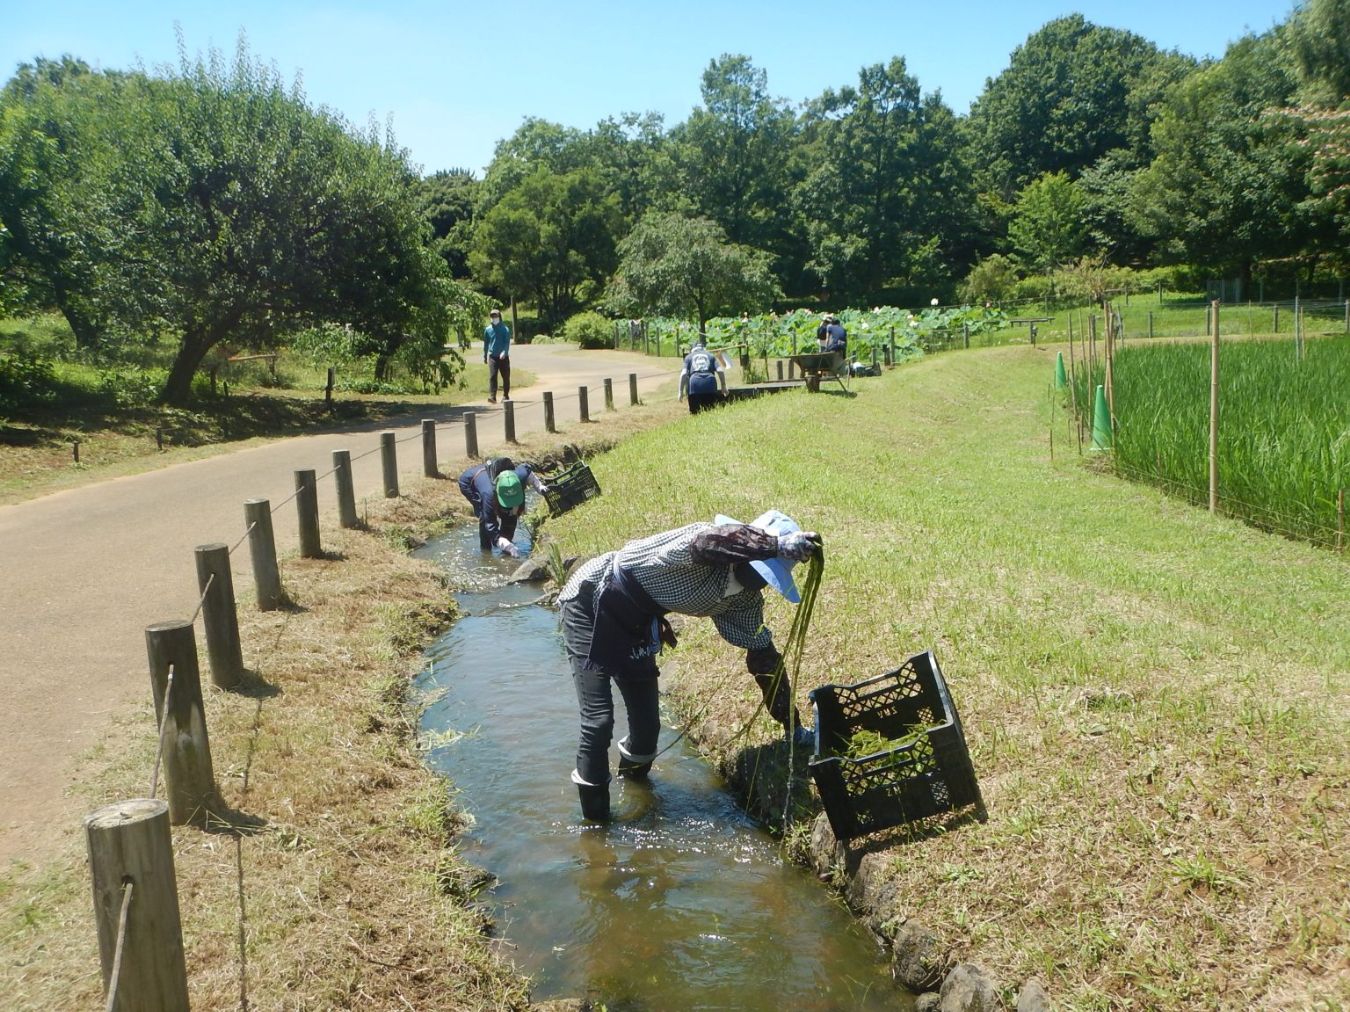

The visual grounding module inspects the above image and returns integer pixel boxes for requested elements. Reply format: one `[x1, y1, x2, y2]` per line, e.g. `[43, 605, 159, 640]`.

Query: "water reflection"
[414, 518, 907, 1010]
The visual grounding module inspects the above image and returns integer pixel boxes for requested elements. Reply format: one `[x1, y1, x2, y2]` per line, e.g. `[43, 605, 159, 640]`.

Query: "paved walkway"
[0, 343, 680, 866]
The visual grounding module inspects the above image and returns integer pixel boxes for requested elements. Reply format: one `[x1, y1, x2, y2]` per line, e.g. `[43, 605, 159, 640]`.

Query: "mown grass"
[1069, 335, 1349, 546]
[543, 347, 1349, 1010]
[0, 391, 686, 1011]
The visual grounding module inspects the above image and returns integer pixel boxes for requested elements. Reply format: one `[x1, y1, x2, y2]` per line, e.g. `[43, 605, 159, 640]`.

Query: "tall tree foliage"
[1130, 31, 1310, 284]
[966, 16, 1185, 199]
[469, 167, 622, 329]
[604, 211, 780, 328]
[792, 58, 973, 301]
[673, 55, 796, 255]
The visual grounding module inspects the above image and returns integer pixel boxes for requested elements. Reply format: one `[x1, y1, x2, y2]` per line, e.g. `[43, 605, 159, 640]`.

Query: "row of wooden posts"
[83, 375, 644, 1010]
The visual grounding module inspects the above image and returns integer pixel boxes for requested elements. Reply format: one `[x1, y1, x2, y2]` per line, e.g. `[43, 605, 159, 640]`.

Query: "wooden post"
[332, 450, 358, 529]
[295, 469, 321, 559]
[1274, 304, 1280, 333]
[1104, 302, 1115, 423]
[1337, 489, 1344, 551]
[776, 360, 784, 380]
[578, 386, 590, 422]
[1148, 311, 1154, 339]
[194, 543, 243, 689]
[1294, 296, 1301, 359]
[543, 393, 556, 433]
[1209, 300, 1221, 513]
[421, 419, 438, 477]
[963, 323, 970, 349]
[464, 412, 478, 458]
[324, 367, 335, 408]
[244, 499, 283, 610]
[1343, 299, 1348, 334]
[504, 399, 516, 442]
[628, 373, 639, 406]
[85, 799, 189, 1012]
[379, 431, 398, 498]
[72, 440, 80, 464]
[604, 377, 614, 411]
[144, 621, 217, 825]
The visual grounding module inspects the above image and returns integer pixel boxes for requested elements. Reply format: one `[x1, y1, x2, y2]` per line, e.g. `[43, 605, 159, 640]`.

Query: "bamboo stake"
[1209, 300, 1221, 513]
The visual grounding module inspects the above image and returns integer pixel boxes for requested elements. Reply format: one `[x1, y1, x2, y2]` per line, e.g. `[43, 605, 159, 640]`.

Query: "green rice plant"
[1069, 336, 1350, 546]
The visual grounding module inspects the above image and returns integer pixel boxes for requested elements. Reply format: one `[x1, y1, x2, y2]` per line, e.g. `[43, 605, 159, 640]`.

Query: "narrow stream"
[414, 520, 908, 1011]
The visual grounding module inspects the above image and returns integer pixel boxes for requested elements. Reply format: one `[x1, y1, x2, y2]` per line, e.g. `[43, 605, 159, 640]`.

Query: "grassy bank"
[0, 396, 685, 1010]
[543, 347, 1349, 1009]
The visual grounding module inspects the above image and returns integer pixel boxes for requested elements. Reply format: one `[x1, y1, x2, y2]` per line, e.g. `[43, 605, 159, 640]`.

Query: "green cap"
[495, 470, 524, 509]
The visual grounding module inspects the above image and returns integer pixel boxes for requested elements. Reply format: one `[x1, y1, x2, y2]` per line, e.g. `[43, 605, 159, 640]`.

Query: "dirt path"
[0, 343, 680, 867]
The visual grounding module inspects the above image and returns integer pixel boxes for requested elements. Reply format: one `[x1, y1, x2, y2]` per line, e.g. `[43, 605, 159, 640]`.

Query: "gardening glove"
[753, 672, 804, 733]
[495, 536, 520, 558]
[777, 531, 823, 562]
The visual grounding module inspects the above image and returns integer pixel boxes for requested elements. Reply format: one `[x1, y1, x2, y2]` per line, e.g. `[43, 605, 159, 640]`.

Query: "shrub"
[0, 351, 58, 412]
[97, 368, 164, 408]
[561, 312, 613, 350]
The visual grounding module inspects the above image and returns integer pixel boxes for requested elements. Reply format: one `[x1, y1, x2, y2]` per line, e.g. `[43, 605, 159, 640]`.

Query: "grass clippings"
[0, 393, 684, 1010]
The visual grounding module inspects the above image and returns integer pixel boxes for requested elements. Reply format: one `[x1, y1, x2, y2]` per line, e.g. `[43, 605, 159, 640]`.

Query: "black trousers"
[488, 354, 510, 398]
[688, 390, 723, 414]
[560, 592, 661, 785]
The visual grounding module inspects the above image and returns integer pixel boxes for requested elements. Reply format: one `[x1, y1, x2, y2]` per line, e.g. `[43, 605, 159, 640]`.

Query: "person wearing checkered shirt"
[557, 510, 822, 821]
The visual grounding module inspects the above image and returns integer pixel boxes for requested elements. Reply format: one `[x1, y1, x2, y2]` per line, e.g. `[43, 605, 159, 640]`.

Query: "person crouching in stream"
[458, 456, 547, 558]
[556, 510, 822, 821]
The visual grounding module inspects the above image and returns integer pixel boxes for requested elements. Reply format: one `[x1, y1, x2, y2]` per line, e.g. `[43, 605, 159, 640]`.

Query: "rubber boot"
[571, 769, 610, 822]
[616, 735, 654, 780]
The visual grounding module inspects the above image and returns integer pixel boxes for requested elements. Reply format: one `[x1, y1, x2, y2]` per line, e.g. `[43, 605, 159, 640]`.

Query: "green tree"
[966, 15, 1186, 199]
[1129, 30, 1310, 285]
[604, 211, 780, 328]
[0, 58, 141, 350]
[1008, 171, 1089, 272]
[671, 55, 796, 254]
[792, 58, 973, 301]
[469, 166, 622, 329]
[416, 168, 479, 278]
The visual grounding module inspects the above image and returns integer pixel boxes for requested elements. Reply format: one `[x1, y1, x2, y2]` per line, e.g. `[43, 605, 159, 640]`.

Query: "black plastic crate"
[807, 651, 985, 841]
[541, 460, 602, 515]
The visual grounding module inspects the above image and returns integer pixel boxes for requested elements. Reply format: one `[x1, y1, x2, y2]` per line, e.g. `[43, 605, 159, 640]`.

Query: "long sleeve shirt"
[559, 523, 779, 650]
[483, 321, 511, 359]
[459, 461, 543, 543]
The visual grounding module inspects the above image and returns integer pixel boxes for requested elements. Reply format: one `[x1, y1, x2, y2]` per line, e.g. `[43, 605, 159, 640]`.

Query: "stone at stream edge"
[1016, 978, 1051, 1011]
[939, 963, 1003, 1011]
[916, 994, 941, 1012]
[507, 557, 553, 583]
[891, 921, 946, 992]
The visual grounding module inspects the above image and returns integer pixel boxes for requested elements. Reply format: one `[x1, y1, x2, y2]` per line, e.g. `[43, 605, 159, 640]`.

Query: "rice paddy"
[1068, 335, 1350, 547]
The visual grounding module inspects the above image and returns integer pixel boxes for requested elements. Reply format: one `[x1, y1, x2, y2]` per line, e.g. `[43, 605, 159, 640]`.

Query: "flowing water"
[414, 521, 908, 1011]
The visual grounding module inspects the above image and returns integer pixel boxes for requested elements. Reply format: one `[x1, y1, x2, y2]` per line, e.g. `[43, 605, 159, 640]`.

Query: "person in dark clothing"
[458, 456, 546, 557]
[556, 510, 822, 821]
[817, 314, 847, 354]
[678, 338, 726, 413]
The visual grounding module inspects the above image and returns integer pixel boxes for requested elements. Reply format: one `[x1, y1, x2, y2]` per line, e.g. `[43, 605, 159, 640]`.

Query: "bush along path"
[544, 346, 1349, 1010]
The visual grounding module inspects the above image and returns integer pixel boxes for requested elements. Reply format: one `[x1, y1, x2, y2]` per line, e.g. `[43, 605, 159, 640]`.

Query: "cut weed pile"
[0, 394, 684, 1010]
[547, 346, 1349, 1010]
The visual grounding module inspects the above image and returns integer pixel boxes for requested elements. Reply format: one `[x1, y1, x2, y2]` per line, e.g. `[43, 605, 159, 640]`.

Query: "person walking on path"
[483, 308, 512, 403]
[677, 336, 726, 414]
[458, 456, 546, 557]
[556, 510, 822, 821]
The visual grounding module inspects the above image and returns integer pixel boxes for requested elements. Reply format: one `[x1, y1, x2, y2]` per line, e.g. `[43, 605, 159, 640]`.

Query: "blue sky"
[2, 1, 1298, 177]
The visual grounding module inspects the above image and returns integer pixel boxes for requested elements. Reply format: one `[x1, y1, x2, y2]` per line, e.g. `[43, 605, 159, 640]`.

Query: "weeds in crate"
[844, 726, 925, 759]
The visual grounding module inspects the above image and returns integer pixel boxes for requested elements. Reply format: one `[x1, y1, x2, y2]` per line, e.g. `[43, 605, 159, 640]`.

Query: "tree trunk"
[160, 321, 232, 406]
[374, 353, 391, 381]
